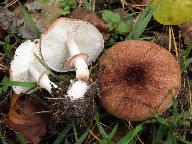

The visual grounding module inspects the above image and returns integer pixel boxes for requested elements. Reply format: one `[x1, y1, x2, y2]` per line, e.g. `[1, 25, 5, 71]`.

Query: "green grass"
[15, 132, 28, 144]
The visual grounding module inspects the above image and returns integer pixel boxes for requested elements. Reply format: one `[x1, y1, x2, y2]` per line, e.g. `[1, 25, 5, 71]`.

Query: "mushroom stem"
[66, 38, 81, 56]
[74, 58, 89, 81]
[29, 65, 57, 93]
[67, 80, 89, 100]
[66, 38, 89, 81]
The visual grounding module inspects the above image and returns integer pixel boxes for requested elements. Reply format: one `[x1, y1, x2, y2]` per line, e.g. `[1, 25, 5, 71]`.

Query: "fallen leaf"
[70, 8, 109, 40]
[180, 23, 192, 45]
[0, 6, 15, 30]
[4, 0, 66, 39]
[6, 92, 47, 144]
[153, 32, 170, 49]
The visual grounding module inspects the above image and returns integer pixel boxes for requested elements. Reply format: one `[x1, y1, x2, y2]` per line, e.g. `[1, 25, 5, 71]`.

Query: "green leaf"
[17, 0, 40, 38]
[82, 0, 92, 12]
[117, 124, 143, 144]
[2, 35, 14, 59]
[116, 22, 130, 33]
[101, 10, 114, 22]
[53, 122, 73, 144]
[15, 132, 28, 144]
[0, 76, 9, 96]
[150, 0, 192, 25]
[110, 13, 121, 23]
[60, 0, 77, 14]
[107, 22, 114, 31]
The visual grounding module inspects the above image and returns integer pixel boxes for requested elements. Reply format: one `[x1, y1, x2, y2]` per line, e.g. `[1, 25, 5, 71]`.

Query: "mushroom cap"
[40, 17, 104, 72]
[10, 40, 48, 94]
[98, 40, 181, 121]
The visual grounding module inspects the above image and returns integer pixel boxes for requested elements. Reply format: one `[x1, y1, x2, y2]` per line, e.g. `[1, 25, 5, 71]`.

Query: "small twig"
[44, 97, 67, 100]
[78, 0, 84, 7]
[171, 26, 179, 62]
[131, 4, 147, 7]
[6, 0, 17, 8]
[89, 130, 102, 143]
[120, 0, 128, 9]
[85, 125, 95, 144]
[130, 5, 145, 11]
[0, 64, 7, 68]
[90, 0, 95, 12]
[168, 26, 172, 52]
[35, 111, 50, 114]
[0, 54, 6, 61]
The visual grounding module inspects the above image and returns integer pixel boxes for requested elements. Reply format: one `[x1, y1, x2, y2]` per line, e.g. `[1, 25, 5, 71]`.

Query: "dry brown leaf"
[70, 8, 109, 40]
[180, 23, 192, 45]
[7, 0, 65, 39]
[6, 93, 47, 144]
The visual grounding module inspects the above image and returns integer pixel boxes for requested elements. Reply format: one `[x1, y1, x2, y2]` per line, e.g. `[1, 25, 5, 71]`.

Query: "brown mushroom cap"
[98, 40, 181, 121]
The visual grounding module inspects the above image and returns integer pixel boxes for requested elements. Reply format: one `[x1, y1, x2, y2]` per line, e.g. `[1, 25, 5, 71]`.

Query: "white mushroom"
[10, 40, 57, 94]
[40, 18, 104, 81]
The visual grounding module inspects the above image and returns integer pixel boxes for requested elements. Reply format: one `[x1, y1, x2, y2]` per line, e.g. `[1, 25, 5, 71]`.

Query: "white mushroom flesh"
[67, 80, 89, 100]
[66, 37, 89, 80]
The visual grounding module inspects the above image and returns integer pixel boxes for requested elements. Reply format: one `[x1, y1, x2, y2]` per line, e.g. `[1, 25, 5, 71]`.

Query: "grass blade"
[0, 81, 36, 87]
[73, 123, 79, 143]
[152, 125, 166, 144]
[17, 0, 40, 38]
[33, 53, 65, 81]
[116, 124, 143, 144]
[15, 132, 28, 144]
[175, 134, 191, 144]
[75, 127, 90, 144]
[96, 112, 113, 143]
[126, 4, 153, 40]
[53, 122, 73, 144]
[184, 42, 192, 59]
[155, 116, 169, 126]
[101, 123, 118, 144]
[167, 130, 176, 144]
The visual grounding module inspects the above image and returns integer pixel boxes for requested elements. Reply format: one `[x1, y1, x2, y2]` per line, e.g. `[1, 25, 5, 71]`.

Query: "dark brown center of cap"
[124, 64, 147, 88]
